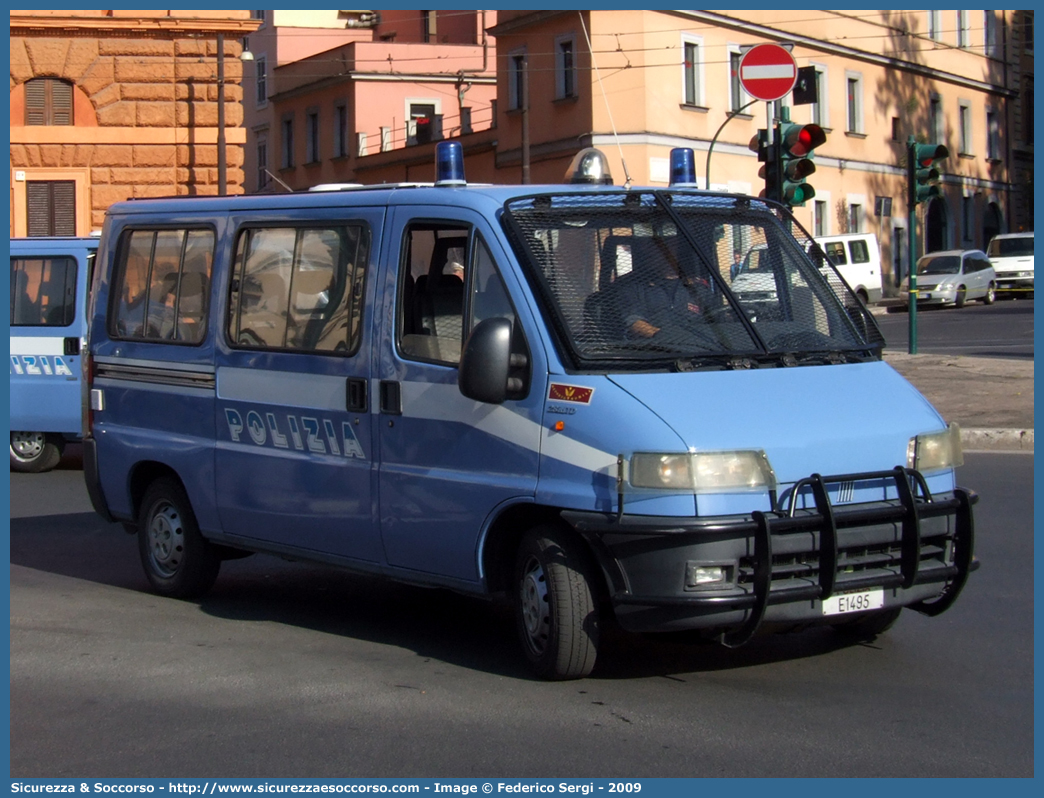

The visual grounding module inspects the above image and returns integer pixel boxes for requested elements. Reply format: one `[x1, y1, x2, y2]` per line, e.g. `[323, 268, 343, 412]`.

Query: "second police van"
[10, 235, 98, 472]
[82, 143, 977, 679]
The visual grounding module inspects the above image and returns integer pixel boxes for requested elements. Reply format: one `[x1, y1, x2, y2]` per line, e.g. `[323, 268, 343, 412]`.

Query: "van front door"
[375, 208, 544, 585]
[214, 213, 383, 564]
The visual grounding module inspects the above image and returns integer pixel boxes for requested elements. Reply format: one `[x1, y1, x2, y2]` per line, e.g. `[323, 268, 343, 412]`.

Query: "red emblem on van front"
[548, 384, 594, 404]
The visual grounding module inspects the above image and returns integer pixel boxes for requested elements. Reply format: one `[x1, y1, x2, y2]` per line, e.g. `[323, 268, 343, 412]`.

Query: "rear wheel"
[514, 526, 600, 680]
[982, 282, 996, 305]
[10, 431, 64, 473]
[831, 607, 902, 639]
[954, 286, 967, 308]
[138, 478, 220, 599]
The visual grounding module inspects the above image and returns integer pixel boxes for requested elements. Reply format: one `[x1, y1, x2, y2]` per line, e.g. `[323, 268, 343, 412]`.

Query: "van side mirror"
[459, 317, 513, 404]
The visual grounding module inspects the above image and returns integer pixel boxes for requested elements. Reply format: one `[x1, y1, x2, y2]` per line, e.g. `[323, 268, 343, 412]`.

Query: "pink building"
[242, 10, 496, 192]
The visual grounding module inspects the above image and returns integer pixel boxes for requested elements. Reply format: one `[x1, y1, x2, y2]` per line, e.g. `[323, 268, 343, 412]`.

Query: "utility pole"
[217, 32, 226, 196]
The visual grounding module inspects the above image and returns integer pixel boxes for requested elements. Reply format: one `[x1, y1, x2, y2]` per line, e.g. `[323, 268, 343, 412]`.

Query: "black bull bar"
[564, 467, 977, 646]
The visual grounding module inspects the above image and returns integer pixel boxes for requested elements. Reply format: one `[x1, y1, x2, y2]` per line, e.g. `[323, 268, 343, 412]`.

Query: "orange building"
[9, 10, 260, 236]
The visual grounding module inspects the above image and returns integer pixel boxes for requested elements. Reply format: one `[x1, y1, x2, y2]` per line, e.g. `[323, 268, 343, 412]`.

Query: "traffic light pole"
[907, 136, 918, 354]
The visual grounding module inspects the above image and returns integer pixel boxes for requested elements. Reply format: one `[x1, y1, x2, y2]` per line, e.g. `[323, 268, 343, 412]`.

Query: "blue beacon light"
[669, 147, 698, 188]
[435, 141, 466, 186]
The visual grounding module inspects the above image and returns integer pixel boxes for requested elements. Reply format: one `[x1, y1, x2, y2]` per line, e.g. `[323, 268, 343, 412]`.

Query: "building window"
[255, 57, 267, 106]
[891, 117, 901, 141]
[334, 103, 348, 158]
[984, 11, 1001, 58]
[958, 102, 972, 155]
[682, 37, 703, 106]
[814, 200, 827, 237]
[1024, 11, 1034, 52]
[845, 72, 863, 133]
[281, 115, 294, 169]
[257, 138, 268, 189]
[306, 109, 320, 163]
[26, 181, 76, 237]
[407, 101, 438, 145]
[422, 10, 436, 43]
[25, 78, 73, 126]
[555, 35, 576, 99]
[929, 95, 942, 143]
[986, 109, 1000, 159]
[728, 50, 750, 113]
[928, 10, 942, 42]
[1024, 82, 1034, 145]
[810, 64, 828, 128]
[508, 50, 526, 111]
[849, 203, 863, 234]
[251, 10, 265, 22]
[956, 10, 969, 48]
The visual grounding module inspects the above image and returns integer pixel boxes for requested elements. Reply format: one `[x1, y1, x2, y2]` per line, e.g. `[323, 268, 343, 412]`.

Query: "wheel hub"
[11, 431, 45, 459]
[520, 557, 550, 654]
[147, 502, 185, 578]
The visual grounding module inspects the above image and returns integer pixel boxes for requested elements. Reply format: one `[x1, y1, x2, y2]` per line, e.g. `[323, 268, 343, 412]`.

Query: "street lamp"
[216, 34, 254, 195]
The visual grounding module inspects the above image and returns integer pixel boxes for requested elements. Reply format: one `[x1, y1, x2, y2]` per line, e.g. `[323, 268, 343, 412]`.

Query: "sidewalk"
[882, 352, 1034, 452]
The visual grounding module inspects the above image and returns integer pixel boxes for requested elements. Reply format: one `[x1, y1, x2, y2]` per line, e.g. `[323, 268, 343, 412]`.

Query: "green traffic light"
[778, 122, 825, 207]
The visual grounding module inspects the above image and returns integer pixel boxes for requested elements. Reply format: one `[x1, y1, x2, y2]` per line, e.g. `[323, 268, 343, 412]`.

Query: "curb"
[961, 428, 1034, 452]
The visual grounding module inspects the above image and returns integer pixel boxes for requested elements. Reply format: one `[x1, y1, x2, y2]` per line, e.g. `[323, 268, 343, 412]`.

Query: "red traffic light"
[781, 123, 826, 157]
[914, 143, 950, 167]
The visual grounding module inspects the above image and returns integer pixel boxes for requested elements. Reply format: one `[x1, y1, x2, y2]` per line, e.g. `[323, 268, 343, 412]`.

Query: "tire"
[138, 477, 220, 599]
[954, 286, 967, 308]
[514, 526, 600, 680]
[10, 431, 64, 473]
[983, 282, 996, 305]
[831, 607, 902, 639]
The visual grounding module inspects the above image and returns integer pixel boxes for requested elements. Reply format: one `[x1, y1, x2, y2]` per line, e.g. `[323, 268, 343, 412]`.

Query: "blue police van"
[10, 235, 98, 472]
[82, 144, 976, 679]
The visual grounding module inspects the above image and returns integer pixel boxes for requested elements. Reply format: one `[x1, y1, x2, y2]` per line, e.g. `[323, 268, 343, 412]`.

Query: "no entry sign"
[739, 43, 798, 102]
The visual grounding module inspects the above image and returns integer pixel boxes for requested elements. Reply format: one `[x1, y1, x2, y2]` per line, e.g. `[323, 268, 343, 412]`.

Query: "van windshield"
[502, 191, 883, 370]
[987, 237, 1034, 258]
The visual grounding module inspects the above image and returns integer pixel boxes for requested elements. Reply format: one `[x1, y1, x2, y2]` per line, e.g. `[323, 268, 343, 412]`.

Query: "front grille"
[738, 534, 950, 585]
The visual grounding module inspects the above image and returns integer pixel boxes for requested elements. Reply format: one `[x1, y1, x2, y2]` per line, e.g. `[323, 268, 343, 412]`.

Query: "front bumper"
[899, 287, 956, 305]
[563, 467, 976, 644]
[994, 272, 1034, 291]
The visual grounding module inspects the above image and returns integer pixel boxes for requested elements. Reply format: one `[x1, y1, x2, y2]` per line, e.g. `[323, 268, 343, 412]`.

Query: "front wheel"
[514, 526, 600, 680]
[954, 286, 967, 308]
[10, 431, 64, 473]
[138, 477, 220, 599]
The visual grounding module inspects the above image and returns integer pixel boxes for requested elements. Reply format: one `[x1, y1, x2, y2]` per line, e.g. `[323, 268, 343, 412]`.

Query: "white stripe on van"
[397, 380, 617, 476]
[10, 336, 69, 356]
[217, 367, 346, 412]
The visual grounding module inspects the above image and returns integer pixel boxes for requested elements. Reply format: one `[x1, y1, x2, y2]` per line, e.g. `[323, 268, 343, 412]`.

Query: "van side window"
[848, 240, 870, 263]
[11, 256, 76, 327]
[228, 224, 369, 354]
[824, 241, 848, 265]
[113, 229, 215, 343]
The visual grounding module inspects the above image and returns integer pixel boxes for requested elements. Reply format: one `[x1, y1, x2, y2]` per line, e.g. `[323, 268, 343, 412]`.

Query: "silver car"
[899, 249, 996, 308]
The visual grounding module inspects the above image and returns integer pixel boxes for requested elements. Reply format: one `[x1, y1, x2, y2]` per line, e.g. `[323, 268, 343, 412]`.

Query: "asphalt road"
[8, 452, 1033, 779]
[874, 297, 1034, 359]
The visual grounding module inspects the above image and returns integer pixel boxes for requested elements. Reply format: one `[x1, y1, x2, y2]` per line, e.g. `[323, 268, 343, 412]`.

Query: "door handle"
[379, 381, 402, 415]
[346, 378, 368, 413]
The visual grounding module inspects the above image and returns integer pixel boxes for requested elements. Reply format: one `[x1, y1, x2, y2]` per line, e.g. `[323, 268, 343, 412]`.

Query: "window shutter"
[51, 81, 72, 125]
[26, 181, 76, 237]
[25, 80, 46, 126]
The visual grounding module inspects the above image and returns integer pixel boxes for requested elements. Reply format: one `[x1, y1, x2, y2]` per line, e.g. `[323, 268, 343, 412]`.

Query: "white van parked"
[986, 232, 1033, 296]
[813, 233, 883, 305]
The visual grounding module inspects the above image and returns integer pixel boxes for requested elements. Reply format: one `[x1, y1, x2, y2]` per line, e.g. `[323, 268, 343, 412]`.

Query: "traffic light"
[749, 129, 780, 203]
[778, 122, 826, 207]
[907, 141, 949, 207]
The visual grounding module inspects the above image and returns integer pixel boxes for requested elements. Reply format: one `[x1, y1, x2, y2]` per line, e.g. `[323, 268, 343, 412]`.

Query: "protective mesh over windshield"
[502, 191, 883, 368]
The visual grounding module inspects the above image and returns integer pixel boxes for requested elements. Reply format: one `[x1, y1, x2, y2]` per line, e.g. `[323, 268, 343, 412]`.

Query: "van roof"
[102, 183, 734, 217]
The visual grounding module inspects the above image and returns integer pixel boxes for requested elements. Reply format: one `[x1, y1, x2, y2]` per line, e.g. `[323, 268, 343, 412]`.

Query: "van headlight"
[907, 424, 964, 472]
[628, 450, 776, 493]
